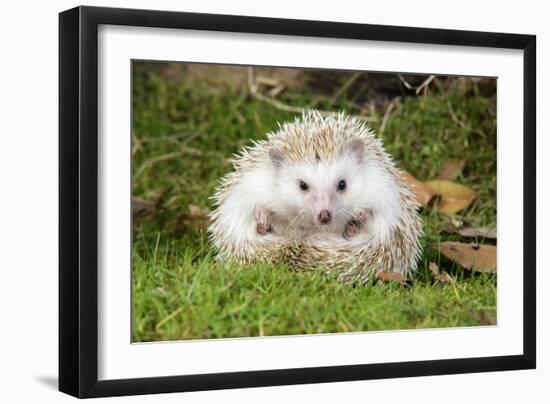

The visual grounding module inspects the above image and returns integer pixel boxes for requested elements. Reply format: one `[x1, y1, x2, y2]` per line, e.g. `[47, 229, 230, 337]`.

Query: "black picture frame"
[59, 5, 536, 398]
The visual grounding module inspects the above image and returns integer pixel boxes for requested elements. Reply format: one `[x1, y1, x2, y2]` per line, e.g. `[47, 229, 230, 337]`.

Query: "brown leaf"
[435, 241, 496, 273]
[458, 227, 497, 239]
[436, 159, 466, 181]
[477, 310, 496, 325]
[376, 271, 407, 282]
[132, 196, 156, 220]
[434, 272, 453, 283]
[429, 261, 440, 275]
[176, 204, 211, 231]
[425, 180, 476, 215]
[398, 171, 437, 207]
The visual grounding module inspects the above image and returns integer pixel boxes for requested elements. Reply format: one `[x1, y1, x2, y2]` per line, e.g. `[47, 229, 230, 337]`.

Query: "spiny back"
[268, 111, 377, 162]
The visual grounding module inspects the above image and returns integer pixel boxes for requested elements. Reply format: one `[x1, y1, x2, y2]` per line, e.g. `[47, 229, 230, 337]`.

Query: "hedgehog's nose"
[318, 210, 332, 224]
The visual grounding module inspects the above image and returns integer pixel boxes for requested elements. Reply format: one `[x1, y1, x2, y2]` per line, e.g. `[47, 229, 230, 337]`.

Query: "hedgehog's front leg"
[254, 206, 273, 235]
[343, 219, 360, 239]
[343, 209, 371, 239]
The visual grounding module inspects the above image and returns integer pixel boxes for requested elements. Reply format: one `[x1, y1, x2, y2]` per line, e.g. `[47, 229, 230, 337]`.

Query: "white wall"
[0, 1, 546, 402]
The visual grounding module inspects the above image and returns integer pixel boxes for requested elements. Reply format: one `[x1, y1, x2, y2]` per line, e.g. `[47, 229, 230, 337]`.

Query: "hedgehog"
[207, 110, 422, 284]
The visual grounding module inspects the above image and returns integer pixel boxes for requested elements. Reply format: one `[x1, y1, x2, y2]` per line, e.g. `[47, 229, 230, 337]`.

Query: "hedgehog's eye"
[338, 180, 346, 191]
[299, 180, 309, 191]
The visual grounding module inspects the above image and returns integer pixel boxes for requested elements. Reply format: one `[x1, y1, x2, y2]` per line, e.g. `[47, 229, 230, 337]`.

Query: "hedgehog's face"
[269, 138, 367, 231]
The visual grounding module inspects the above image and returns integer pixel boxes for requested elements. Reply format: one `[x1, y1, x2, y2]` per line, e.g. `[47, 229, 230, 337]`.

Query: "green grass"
[132, 63, 497, 342]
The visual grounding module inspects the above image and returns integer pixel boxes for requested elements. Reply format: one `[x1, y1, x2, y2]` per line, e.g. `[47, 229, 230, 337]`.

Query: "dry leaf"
[435, 241, 496, 273]
[458, 227, 497, 239]
[429, 262, 440, 275]
[437, 159, 466, 181]
[425, 180, 476, 215]
[477, 310, 496, 325]
[132, 196, 155, 220]
[398, 171, 437, 207]
[176, 204, 211, 231]
[376, 271, 407, 282]
[434, 272, 453, 283]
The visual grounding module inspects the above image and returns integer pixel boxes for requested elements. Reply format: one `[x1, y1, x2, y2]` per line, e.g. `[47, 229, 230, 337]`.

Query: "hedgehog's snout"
[318, 209, 332, 224]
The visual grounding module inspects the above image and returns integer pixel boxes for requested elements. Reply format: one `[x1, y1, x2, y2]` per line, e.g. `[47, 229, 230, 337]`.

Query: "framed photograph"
[59, 5, 536, 398]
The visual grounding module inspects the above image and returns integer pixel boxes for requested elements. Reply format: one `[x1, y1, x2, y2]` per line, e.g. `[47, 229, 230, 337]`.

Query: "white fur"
[212, 144, 402, 251]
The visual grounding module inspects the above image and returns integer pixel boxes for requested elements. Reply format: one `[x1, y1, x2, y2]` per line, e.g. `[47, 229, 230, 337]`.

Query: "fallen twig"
[447, 100, 486, 137]
[134, 151, 181, 178]
[329, 72, 362, 105]
[380, 99, 397, 135]
[132, 133, 143, 156]
[398, 74, 413, 90]
[247, 67, 374, 122]
[415, 75, 436, 95]
[398, 74, 436, 95]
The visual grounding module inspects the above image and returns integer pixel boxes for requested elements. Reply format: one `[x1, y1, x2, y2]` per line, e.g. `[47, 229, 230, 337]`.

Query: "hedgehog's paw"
[343, 220, 360, 239]
[343, 209, 371, 239]
[254, 206, 273, 235]
[357, 208, 371, 224]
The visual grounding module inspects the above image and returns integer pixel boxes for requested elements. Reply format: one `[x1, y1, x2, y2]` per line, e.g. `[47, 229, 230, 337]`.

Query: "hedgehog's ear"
[269, 147, 285, 168]
[346, 138, 365, 164]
